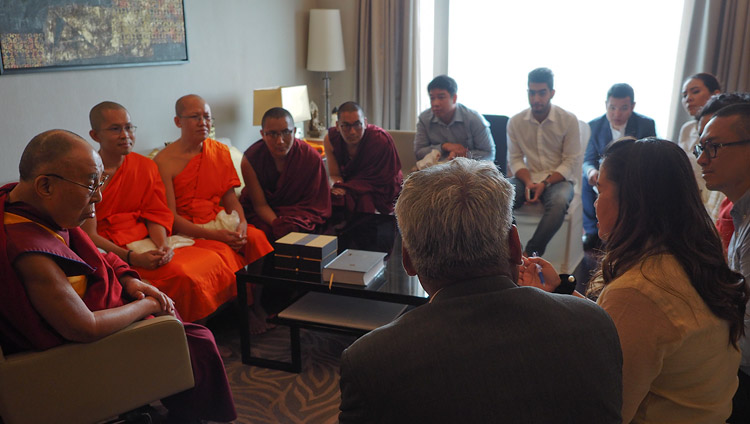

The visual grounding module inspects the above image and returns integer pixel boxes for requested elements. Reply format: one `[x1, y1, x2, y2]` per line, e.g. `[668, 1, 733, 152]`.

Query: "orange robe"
[172, 138, 273, 262]
[96, 153, 246, 322]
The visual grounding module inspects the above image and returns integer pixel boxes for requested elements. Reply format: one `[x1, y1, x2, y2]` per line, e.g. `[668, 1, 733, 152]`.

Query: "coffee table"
[236, 212, 429, 372]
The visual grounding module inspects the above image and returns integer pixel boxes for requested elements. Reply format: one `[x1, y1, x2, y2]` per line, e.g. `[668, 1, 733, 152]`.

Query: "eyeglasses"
[263, 129, 294, 139]
[339, 121, 363, 131]
[103, 125, 137, 134]
[693, 138, 750, 159]
[42, 173, 110, 196]
[179, 115, 214, 124]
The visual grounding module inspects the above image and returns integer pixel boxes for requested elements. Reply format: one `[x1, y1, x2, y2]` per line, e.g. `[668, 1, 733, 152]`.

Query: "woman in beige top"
[520, 138, 748, 423]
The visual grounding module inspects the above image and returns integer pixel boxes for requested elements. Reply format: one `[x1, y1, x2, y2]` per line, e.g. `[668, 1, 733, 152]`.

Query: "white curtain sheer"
[356, 0, 420, 130]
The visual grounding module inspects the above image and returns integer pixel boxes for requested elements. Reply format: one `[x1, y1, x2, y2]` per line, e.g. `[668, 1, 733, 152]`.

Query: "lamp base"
[323, 72, 331, 129]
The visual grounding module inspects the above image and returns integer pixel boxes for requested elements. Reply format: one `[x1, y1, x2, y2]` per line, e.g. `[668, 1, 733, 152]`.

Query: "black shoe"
[582, 233, 600, 251]
[113, 405, 163, 424]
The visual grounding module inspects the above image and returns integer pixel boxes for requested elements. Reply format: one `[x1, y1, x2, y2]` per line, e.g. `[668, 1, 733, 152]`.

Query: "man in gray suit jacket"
[338, 158, 623, 424]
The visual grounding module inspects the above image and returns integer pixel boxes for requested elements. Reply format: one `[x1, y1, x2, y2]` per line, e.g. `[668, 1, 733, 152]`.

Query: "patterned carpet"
[210, 313, 357, 424]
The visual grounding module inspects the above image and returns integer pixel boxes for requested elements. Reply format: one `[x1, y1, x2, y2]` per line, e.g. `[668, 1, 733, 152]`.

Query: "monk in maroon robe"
[324, 101, 403, 214]
[0, 130, 235, 422]
[240, 107, 331, 240]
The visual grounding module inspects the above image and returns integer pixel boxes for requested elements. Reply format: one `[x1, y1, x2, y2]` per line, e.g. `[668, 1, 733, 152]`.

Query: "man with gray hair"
[338, 158, 623, 423]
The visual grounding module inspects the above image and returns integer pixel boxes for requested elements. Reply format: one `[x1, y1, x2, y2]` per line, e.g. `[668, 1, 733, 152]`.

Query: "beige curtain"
[356, 0, 420, 130]
[671, 0, 750, 140]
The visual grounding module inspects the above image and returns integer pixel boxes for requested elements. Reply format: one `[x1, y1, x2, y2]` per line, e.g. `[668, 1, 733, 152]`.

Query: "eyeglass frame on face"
[179, 114, 214, 125]
[41, 173, 110, 196]
[102, 124, 137, 135]
[339, 120, 364, 132]
[263, 128, 294, 139]
[693, 138, 750, 159]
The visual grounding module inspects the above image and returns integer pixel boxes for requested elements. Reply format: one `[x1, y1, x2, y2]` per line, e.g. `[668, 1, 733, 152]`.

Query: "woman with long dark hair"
[520, 137, 748, 422]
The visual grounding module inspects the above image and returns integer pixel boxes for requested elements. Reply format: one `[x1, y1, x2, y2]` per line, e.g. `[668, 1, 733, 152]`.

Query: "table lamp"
[307, 9, 346, 130]
[253, 85, 312, 138]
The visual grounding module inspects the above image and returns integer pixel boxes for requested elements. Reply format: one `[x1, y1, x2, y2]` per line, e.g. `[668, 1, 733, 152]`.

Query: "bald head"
[175, 94, 206, 117]
[19, 130, 94, 181]
[89, 101, 126, 131]
[15, 130, 103, 229]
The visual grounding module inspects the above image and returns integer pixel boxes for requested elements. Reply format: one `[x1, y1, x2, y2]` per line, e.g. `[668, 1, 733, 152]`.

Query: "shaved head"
[89, 101, 126, 131]
[19, 130, 93, 181]
[175, 94, 206, 116]
[337, 101, 365, 116]
[261, 107, 294, 129]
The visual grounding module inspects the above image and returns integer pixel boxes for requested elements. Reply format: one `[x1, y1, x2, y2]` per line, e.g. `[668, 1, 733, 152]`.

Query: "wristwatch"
[554, 274, 577, 295]
[542, 175, 551, 188]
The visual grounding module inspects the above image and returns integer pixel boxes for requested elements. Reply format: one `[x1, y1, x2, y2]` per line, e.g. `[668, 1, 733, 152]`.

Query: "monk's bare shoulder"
[153, 142, 181, 178]
[153, 142, 178, 164]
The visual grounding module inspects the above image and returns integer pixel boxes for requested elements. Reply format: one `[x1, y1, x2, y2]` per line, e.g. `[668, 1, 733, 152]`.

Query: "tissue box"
[274, 232, 338, 274]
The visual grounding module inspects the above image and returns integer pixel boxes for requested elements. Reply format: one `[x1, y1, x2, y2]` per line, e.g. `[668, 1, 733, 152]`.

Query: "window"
[423, 0, 685, 136]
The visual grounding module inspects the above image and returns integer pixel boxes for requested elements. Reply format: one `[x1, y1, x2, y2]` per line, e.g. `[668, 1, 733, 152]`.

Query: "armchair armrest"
[0, 315, 194, 424]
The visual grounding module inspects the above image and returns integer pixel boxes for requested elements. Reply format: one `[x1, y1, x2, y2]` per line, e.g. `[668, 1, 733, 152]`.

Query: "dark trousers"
[728, 369, 750, 423]
[581, 173, 598, 235]
[509, 178, 574, 256]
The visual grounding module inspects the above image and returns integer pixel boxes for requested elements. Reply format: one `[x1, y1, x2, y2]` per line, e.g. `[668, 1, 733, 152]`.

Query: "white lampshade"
[253, 85, 312, 126]
[307, 9, 346, 72]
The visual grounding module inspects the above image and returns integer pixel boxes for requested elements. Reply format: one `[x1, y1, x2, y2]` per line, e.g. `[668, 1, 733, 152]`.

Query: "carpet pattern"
[212, 324, 357, 424]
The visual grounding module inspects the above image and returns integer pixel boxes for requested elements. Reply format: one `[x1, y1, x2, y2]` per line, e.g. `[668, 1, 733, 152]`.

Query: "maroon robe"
[0, 183, 236, 422]
[240, 138, 331, 240]
[328, 124, 403, 214]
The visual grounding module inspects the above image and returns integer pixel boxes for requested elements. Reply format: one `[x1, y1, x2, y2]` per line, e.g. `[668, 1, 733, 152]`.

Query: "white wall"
[0, 0, 358, 183]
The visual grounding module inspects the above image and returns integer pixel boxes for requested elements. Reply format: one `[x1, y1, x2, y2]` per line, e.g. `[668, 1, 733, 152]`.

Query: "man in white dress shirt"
[507, 67, 580, 256]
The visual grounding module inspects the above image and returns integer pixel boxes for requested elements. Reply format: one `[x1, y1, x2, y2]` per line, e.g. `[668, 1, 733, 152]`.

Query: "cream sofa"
[386, 129, 417, 176]
[0, 316, 194, 424]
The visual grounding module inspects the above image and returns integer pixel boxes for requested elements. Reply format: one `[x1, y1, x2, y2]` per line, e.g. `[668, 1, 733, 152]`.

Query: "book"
[322, 249, 387, 286]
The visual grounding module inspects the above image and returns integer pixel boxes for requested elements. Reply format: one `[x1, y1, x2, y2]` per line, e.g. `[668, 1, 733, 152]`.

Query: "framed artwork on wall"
[0, 0, 188, 74]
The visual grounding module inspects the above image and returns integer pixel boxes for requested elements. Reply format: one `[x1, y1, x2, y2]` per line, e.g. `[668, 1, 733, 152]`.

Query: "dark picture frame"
[0, 0, 188, 74]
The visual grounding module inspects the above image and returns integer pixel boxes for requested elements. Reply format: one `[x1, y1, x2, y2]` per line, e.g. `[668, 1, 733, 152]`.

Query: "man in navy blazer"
[338, 158, 623, 424]
[582, 83, 656, 249]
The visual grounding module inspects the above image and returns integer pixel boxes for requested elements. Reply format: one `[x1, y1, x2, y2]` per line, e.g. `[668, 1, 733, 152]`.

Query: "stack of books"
[274, 232, 338, 275]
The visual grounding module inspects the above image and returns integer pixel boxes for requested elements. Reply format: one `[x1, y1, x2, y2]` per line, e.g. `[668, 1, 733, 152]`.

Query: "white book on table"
[322, 249, 387, 286]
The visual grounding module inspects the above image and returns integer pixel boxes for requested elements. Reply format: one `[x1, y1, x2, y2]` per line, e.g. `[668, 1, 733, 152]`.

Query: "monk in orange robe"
[155, 95, 274, 333]
[82, 102, 246, 322]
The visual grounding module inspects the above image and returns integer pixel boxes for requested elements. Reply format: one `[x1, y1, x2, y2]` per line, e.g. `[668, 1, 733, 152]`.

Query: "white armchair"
[0, 315, 194, 424]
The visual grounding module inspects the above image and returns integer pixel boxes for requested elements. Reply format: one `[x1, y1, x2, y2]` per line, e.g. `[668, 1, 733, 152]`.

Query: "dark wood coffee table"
[236, 212, 429, 372]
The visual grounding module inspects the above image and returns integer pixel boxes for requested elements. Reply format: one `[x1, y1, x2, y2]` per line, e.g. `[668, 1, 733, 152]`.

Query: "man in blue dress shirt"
[413, 75, 495, 162]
